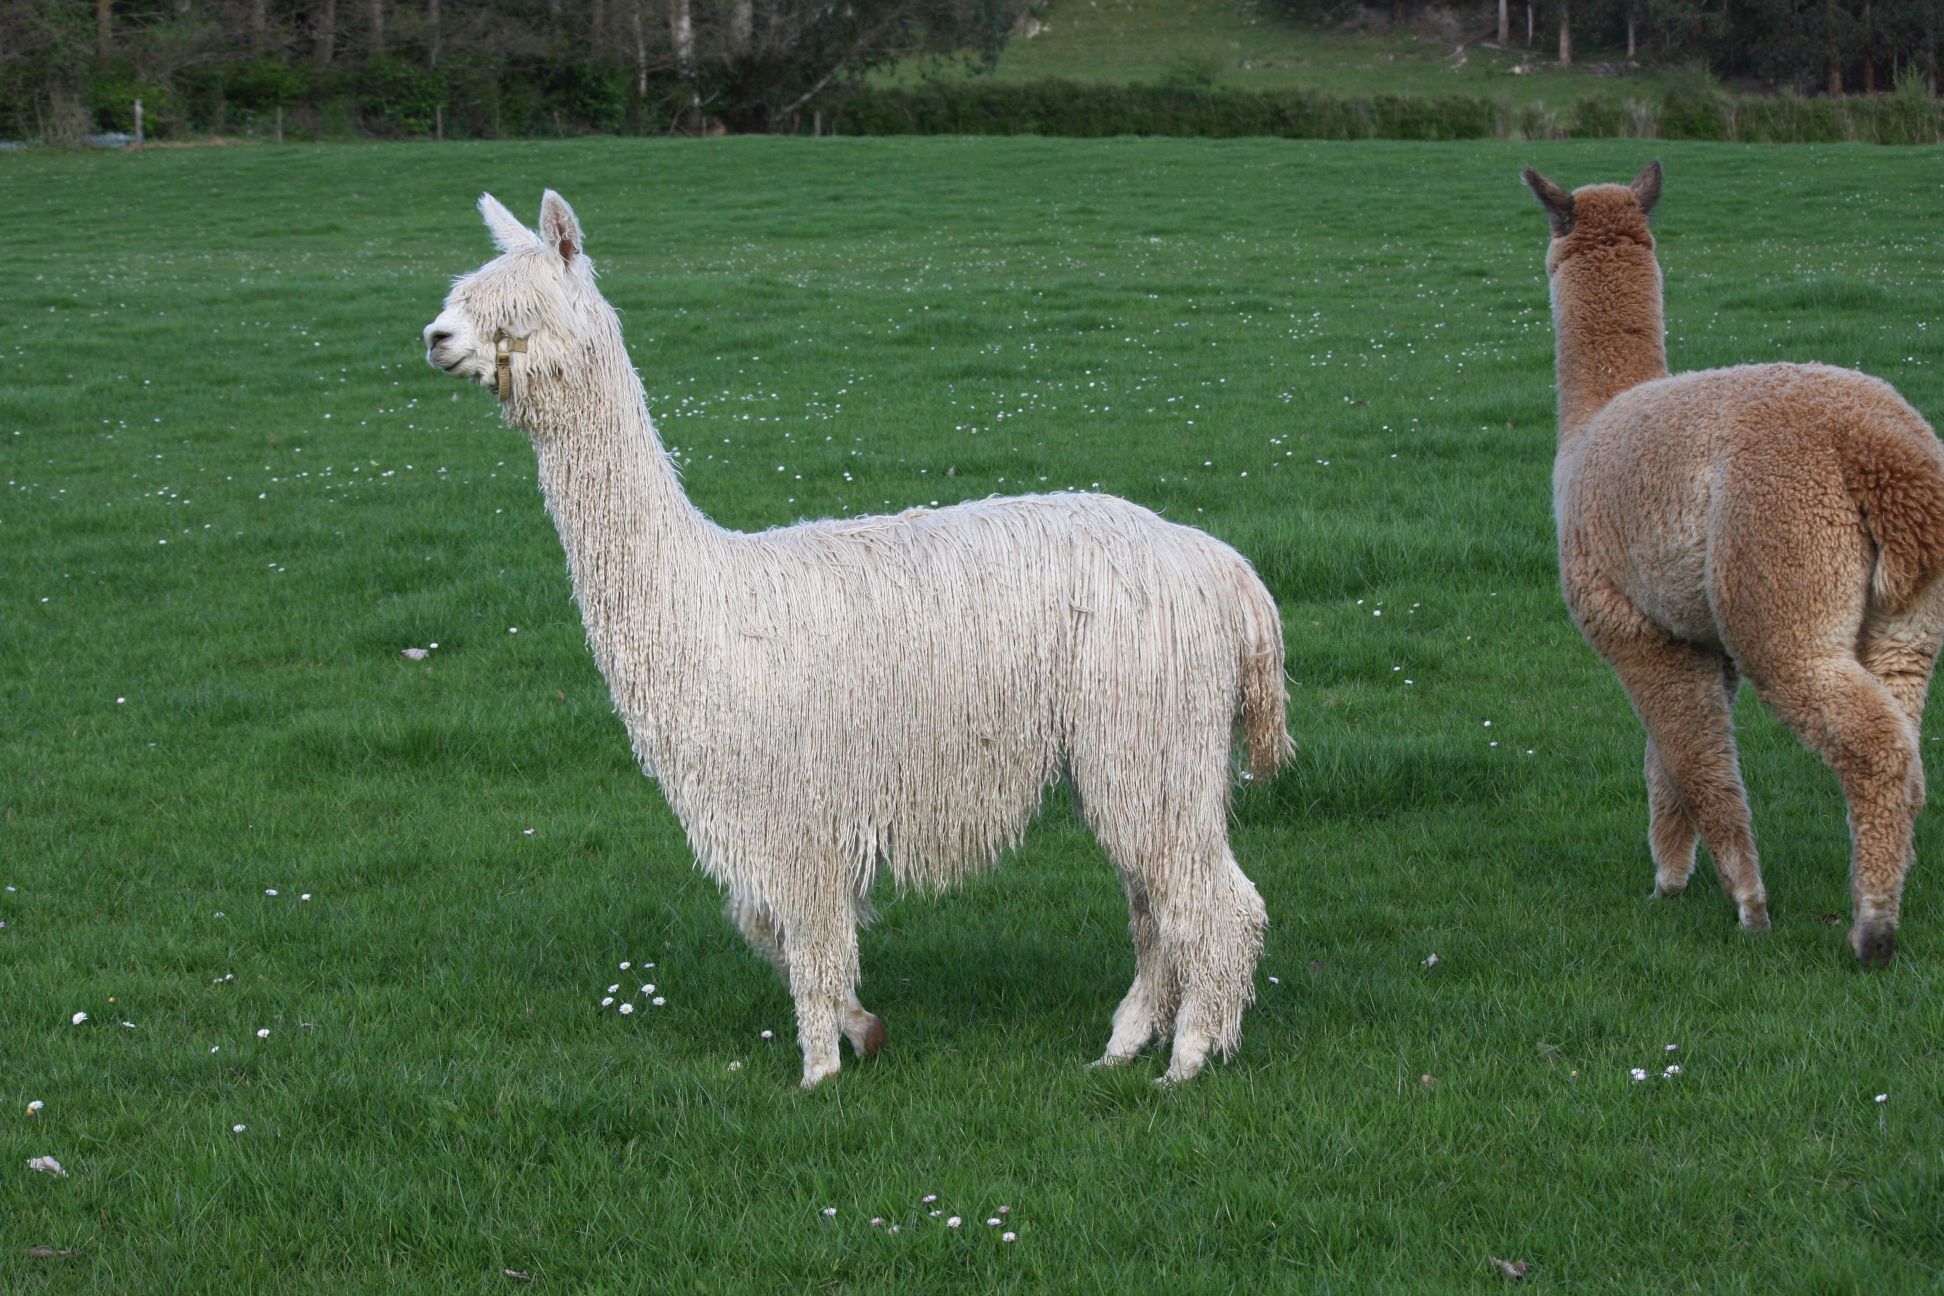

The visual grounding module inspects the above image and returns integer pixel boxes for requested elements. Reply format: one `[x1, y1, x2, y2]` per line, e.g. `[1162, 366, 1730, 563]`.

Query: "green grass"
[4, 138, 1944, 1293]
[931, 0, 1680, 106]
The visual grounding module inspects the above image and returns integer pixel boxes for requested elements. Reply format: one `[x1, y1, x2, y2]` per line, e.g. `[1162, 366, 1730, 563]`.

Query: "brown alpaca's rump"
[1527, 162, 1944, 967]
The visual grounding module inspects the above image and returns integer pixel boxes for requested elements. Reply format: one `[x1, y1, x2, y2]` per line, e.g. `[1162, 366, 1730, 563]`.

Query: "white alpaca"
[423, 191, 1292, 1087]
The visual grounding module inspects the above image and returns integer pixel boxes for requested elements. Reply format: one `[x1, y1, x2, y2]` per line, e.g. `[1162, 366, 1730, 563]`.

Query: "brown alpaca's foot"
[1652, 881, 1687, 900]
[1738, 901, 1770, 931]
[1852, 923, 1897, 969]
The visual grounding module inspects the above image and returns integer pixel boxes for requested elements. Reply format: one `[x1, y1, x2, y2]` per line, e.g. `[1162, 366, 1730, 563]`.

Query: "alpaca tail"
[1841, 420, 1944, 613]
[1232, 563, 1293, 782]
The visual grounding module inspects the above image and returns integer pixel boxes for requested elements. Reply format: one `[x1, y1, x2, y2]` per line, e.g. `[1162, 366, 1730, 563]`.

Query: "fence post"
[134, 97, 144, 146]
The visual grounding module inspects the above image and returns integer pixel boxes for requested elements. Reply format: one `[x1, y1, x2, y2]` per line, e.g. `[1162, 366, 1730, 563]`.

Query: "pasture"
[3, 138, 1943, 1292]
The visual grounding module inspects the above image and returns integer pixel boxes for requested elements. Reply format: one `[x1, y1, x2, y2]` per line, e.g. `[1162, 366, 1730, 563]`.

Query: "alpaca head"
[424, 191, 599, 405]
[1521, 161, 1661, 271]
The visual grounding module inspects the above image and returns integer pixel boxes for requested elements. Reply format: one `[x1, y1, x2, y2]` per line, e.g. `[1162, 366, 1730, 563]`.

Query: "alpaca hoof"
[1652, 883, 1687, 900]
[1853, 924, 1896, 970]
[1089, 1052, 1138, 1070]
[1738, 903, 1771, 932]
[1156, 1058, 1204, 1087]
[848, 1012, 887, 1060]
[799, 1057, 841, 1089]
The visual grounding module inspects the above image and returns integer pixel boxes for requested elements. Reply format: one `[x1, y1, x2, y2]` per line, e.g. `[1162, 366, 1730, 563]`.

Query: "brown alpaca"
[1524, 161, 1944, 967]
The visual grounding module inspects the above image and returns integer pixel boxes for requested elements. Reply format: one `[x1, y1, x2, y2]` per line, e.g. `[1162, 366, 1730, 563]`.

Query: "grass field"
[4, 138, 1944, 1292]
[938, 0, 1681, 106]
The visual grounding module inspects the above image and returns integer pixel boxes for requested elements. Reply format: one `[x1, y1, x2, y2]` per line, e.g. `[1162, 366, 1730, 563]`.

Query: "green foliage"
[1659, 88, 1730, 139]
[357, 55, 445, 138]
[825, 80, 1503, 138]
[85, 64, 183, 136]
[820, 75, 1943, 141]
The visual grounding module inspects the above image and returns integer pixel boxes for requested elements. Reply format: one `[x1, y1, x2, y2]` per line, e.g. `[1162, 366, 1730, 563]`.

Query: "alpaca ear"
[1522, 167, 1575, 237]
[479, 193, 535, 253]
[1630, 159, 1662, 218]
[538, 190, 583, 266]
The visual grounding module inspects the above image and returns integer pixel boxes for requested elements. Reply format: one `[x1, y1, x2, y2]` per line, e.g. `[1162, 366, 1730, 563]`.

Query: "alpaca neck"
[1550, 246, 1670, 443]
[518, 311, 709, 723]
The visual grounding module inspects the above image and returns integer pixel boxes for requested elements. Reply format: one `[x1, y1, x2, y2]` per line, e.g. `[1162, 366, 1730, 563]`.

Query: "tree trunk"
[589, 0, 606, 57]
[1557, 0, 1571, 65]
[631, 1, 648, 97]
[731, 0, 753, 54]
[1828, 60, 1843, 93]
[669, 0, 693, 71]
[96, 0, 112, 58]
[1497, 0, 1509, 45]
[249, 0, 268, 55]
[1626, 8, 1636, 56]
[425, 0, 440, 66]
[1392, 0, 1406, 28]
[313, 0, 337, 64]
[366, 0, 385, 55]
[1526, 2, 1534, 45]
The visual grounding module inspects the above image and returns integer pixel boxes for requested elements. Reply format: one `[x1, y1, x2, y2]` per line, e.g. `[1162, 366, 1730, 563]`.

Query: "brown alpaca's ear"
[1522, 167, 1575, 237]
[1630, 159, 1662, 218]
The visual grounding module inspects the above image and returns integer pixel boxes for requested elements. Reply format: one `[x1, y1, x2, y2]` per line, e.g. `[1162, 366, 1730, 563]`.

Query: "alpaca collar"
[494, 334, 528, 402]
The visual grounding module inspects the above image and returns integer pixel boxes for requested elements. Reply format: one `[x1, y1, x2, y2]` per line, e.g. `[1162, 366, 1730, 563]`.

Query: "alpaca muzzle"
[494, 334, 528, 402]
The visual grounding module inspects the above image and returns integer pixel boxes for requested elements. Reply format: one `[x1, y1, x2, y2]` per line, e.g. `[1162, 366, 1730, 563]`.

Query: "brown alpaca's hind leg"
[1754, 657, 1919, 968]
[1645, 739, 1698, 896]
[1602, 634, 1768, 929]
[1646, 660, 1748, 896]
[1860, 598, 1944, 816]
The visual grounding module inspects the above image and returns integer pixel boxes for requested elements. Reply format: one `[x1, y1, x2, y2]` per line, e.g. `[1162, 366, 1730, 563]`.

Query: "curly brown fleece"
[1524, 161, 1944, 967]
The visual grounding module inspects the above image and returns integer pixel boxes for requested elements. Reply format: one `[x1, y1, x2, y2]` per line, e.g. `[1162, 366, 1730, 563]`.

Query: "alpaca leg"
[1860, 598, 1944, 818]
[1600, 633, 1767, 929]
[1645, 659, 1742, 898]
[733, 887, 882, 1074]
[1154, 850, 1267, 1087]
[1092, 872, 1180, 1068]
[727, 888, 789, 978]
[1645, 739, 1699, 897]
[839, 893, 886, 1061]
[1755, 656, 1920, 968]
[778, 897, 864, 1088]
